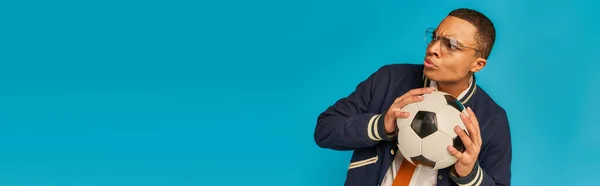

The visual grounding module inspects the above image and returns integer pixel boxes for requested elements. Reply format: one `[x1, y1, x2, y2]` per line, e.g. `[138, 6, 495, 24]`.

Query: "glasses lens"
[425, 28, 461, 54]
[439, 37, 450, 54]
[441, 37, 461, 54]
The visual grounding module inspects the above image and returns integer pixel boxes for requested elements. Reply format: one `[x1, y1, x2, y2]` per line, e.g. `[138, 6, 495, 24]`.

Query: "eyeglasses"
[425, 28, 481, 55]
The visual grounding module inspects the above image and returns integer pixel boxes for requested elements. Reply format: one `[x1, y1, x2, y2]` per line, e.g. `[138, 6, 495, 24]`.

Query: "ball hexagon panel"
[421, 132, 454, 162]
[433, 106, 464, 138]
[396, 127, 422, 164]
[397, 102, 419, 130]
[417, 91, 448, 112]
[433, 156, 458, 170]
[410, 111, 438, 139]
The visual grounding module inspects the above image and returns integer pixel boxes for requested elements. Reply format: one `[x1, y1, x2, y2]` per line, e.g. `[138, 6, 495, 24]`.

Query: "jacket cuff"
[450, 161, 484, 186]
[364, 110, 396, 143]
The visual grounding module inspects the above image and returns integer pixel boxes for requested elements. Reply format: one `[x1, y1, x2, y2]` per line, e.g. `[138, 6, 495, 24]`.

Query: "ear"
[470, 57, 486, 73]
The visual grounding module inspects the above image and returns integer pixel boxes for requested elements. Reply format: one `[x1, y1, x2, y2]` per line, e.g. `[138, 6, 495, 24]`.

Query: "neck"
[437, 76, 471, 99]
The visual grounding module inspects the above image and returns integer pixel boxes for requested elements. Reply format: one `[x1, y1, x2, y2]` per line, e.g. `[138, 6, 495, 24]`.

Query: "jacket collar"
[422, 75, 477, 104]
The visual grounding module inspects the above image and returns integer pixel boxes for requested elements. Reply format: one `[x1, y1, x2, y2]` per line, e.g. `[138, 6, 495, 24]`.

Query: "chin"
[423, 69, 438, 80]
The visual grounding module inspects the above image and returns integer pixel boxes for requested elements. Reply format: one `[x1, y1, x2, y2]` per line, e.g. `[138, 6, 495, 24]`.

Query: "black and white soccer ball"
[396, 90, 469, 170]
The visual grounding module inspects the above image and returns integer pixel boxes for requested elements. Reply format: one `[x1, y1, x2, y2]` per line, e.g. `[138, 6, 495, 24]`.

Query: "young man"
[314, 8, 511, 186]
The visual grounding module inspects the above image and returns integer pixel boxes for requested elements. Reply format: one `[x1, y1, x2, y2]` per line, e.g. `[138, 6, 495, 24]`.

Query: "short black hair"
[448, 8, 496, 59]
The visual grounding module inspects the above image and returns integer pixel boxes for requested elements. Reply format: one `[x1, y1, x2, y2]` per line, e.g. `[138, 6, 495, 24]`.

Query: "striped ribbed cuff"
[365, 111, 396, 143]
[450, 161, 484, 186]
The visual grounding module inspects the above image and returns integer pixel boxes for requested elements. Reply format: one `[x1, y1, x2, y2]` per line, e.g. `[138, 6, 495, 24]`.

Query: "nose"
[427, 40, 441, 58]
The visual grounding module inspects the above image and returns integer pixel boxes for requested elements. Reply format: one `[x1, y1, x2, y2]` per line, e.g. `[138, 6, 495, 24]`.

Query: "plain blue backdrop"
[1, 0, 599, 185]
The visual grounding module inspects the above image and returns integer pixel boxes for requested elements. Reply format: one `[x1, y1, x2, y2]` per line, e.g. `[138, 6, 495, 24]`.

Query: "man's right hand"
[384, 87, 435, 133]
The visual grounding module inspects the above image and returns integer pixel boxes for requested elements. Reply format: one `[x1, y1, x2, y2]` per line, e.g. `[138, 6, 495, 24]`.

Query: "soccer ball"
[396, 90, 469, 170]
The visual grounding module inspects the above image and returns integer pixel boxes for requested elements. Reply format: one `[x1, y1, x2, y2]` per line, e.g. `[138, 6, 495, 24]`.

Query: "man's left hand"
[447, 107, 482, 177]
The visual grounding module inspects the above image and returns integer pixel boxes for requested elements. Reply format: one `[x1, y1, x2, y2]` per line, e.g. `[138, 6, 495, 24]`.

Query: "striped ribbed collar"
[423, 75, 477, 104]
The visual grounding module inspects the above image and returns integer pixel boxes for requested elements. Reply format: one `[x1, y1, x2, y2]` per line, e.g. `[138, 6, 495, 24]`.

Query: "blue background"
[1, 0, 599, 185]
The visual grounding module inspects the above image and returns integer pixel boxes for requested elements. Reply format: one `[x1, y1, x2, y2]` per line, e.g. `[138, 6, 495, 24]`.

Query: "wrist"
[378, 110, 396, 140]
[365, 113, 395, 143]
[455, 163, 475, 177]
[384, 121, 396, 133]
[382, 111, 396, 134]
[450, 161, 482, 185]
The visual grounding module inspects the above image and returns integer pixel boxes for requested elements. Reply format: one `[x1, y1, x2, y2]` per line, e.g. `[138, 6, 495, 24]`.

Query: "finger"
[393, 96, 403, 104]
[390, 95, 423, 112]
[396, 95, 425, 108]
[466, 107, 481, 137]
[406, 87, 435, 97]
[460, 113, 479, 146]
[388, 100, 406, 113]
[394, 87, 435, 104]
[466, 107, 482, 145]
[447, 145, 464, 160]
[455, 125, 475, 153]
[393, 111, 410, 118]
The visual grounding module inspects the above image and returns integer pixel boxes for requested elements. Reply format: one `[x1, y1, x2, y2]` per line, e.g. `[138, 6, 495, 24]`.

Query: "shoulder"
[362, 63, 425, 110]
[471, 86, 511, 139]
[472, 86, 507, 119]
[368, 63, 424, 83]
[375, 63, 424, 75]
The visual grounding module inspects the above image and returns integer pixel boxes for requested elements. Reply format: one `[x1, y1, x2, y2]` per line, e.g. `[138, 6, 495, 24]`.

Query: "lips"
[424, 59, 437, 68]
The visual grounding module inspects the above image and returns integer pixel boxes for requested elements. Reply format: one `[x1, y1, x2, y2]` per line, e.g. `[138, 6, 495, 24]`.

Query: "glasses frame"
[424, 28, 481, 56]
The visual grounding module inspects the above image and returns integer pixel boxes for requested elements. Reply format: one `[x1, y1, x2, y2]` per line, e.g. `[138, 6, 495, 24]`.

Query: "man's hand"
[383, 87, 435, 133]
[447, 107, 482, 177]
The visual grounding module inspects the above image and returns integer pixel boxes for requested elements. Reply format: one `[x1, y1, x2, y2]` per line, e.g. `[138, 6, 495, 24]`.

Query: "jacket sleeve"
[313, 66, 396, 151]
[450, 112, 512, 186]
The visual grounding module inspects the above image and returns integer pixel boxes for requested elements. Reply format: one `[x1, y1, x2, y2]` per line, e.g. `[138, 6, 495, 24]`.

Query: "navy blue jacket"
[314, 64, 512, 186]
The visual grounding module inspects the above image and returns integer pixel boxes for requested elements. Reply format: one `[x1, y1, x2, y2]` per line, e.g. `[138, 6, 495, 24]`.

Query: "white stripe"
[373, 115, 382, 140]
[456, 76, 473, 101]
[348, 156, 378, 169]
[428, 75, 475, 104]
[458, 165, 482, 186]
[462, 85, 477, 104]
[474, 165, 483, 186]
[348, 159, 377, 169]
[367, 115, 380, 141]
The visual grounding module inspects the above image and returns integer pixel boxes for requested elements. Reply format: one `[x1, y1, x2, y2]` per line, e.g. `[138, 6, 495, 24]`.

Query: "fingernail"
[467, 107, 472, 112]
[455, 126, 461, 131]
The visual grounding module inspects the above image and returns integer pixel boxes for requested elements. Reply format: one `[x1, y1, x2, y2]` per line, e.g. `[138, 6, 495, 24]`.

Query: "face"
[423, 16, 486, 83]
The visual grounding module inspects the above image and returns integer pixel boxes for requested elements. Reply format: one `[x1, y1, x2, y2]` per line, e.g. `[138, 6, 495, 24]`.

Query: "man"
[314, 8, 511, 186]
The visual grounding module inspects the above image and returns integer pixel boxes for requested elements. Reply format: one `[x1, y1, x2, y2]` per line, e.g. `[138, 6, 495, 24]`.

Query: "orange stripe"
[392, 159, 416, 186]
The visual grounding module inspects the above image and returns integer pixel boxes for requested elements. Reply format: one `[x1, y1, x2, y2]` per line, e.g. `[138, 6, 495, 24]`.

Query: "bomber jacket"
[314, 64, 512, 186]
